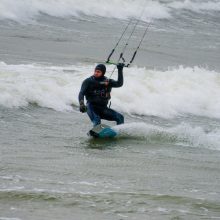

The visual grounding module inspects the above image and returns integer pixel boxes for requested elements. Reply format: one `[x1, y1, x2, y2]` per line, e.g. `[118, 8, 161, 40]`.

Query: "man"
[78, 63, 124, 127]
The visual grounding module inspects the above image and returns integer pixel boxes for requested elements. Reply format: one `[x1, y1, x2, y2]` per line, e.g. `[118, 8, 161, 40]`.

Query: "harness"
[91, 76, 111, 101]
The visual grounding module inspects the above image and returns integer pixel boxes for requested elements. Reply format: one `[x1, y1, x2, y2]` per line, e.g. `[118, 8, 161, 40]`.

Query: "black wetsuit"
[78, 69, 124, 126]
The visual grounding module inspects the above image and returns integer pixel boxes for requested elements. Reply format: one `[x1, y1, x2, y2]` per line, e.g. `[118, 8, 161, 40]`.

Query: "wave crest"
[0, 0, 170, 23]
[0, 62, 220, 119]
[1, 0, 220, 23]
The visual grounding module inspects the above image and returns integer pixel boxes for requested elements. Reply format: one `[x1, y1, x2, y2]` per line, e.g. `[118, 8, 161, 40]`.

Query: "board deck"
[88, 124, 117, 138]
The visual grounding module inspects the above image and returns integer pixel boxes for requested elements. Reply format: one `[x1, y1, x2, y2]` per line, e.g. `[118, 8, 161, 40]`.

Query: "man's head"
[94, 64, 106, 78]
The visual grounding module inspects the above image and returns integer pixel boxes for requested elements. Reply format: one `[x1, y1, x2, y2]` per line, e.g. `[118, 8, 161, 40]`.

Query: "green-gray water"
[1, 0, 220, 219]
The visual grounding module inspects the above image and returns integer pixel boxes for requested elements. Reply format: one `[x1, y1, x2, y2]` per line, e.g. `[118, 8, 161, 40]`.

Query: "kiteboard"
[88, 124, 117, 138]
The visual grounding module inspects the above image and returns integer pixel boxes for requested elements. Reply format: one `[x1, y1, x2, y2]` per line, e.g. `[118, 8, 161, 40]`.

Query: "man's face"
[94, 69, 103, 78]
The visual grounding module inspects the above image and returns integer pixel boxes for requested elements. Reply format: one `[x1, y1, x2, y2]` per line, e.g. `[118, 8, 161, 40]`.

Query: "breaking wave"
[0, 61, 220, 119]
[0, 0, 220, 23]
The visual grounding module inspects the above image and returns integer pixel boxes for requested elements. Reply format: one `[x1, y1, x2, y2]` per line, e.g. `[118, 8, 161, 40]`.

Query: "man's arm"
[109, 63, 124, 88]
[78, 79, 89, 103]
[78, 79, 89, 112]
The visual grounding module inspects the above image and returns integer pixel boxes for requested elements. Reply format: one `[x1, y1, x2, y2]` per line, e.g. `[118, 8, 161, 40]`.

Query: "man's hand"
[79, 101, 87, 113]
[117, 63, 125, 71]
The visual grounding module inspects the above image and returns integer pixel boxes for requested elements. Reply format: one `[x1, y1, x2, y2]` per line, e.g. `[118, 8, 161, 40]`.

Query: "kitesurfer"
[78, 63, 124, 126]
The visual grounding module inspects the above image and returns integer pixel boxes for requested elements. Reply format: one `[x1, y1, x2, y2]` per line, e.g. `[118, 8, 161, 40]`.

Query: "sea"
[0, 0, 220, 219]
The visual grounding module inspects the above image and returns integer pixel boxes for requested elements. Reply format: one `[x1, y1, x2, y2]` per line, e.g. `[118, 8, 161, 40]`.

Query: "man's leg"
[86, 103, 101, 126]
[100, 107, 124, 125]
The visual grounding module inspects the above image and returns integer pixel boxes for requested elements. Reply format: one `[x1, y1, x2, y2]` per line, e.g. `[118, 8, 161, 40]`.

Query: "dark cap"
[95, 64, 106, 75]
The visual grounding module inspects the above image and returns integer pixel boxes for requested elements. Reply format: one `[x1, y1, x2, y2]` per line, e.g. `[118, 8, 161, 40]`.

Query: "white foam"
[114, 122, 220, 150]
[0, 62, 220, 119]
[0, 0, 170, 23]
[1, 0, 219, 23]
[112, 65, 220, 119]
[0, 62, 80, 111]
[168, 0, 220, 13]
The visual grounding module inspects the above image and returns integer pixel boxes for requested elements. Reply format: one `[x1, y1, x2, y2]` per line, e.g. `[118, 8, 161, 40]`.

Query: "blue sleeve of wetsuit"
[109, 68, 123, 88]
[78, 78, 90, 103]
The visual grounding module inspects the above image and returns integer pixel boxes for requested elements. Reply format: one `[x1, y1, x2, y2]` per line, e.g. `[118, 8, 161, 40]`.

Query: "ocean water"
[0, 0, 220, 219]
